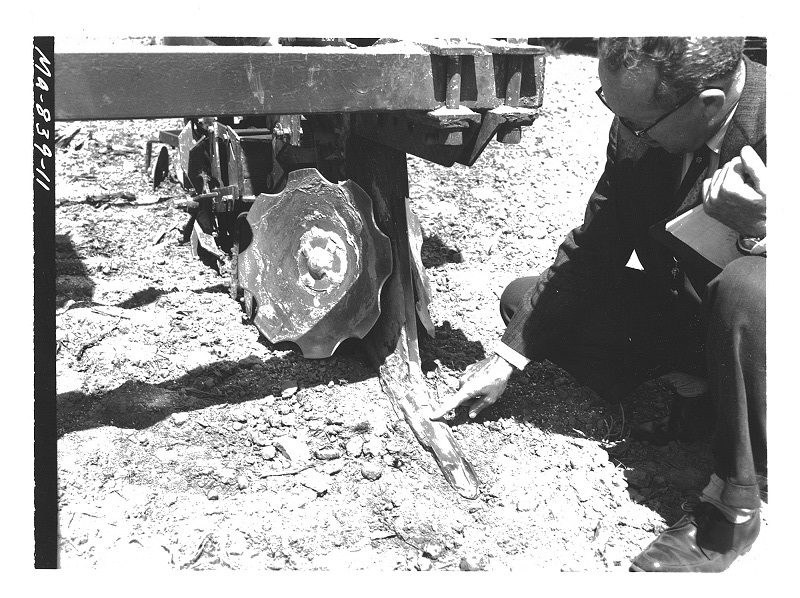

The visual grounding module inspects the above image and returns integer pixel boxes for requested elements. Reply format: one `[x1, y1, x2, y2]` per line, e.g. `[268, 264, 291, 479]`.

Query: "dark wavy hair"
[598, 37, 745, 106]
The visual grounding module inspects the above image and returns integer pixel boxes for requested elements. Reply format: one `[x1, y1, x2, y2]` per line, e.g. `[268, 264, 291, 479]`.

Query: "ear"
[698, 88, 726, 119]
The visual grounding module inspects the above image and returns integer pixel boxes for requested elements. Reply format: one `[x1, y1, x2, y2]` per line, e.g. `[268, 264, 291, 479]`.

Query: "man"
[430, 37, 766, 573]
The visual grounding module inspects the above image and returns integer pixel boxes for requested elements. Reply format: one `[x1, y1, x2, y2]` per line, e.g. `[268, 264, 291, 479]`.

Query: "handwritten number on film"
[34, 45, 52, 191]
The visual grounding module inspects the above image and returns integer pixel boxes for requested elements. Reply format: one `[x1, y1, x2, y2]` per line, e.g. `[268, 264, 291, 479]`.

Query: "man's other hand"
[703, 145, 766, 237]
[429, 354, 515, 421]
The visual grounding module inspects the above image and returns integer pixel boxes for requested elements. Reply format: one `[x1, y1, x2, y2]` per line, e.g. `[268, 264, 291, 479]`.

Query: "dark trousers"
[500, 257, 766, 508]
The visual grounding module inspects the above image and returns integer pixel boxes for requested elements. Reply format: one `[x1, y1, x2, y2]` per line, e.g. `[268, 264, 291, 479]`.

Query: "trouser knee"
[499, 275, 539, 325]
[705, 257, 765, 330]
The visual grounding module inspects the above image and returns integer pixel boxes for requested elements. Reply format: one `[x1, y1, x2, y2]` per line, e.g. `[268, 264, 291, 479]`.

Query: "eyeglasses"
[595, 86, 704, 139]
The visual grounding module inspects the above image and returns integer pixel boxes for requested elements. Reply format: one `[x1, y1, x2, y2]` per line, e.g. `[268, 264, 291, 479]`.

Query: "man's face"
[598, 59, 713, 154]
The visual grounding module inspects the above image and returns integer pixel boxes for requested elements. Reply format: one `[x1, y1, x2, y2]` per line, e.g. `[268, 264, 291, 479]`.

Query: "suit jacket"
[501, 57, 767, 361]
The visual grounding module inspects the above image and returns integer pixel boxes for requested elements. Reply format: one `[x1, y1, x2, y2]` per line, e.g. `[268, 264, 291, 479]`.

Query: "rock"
[423, 542, 446, 560]
[298, 469, 332, 495]
[207, 489, 220, 500]
[361, 462, 383, 481]
[345, 436, 364, 457]
[277, 404, 293, 416]
[251, 431, 271, 447]
[232, 421, 243, 431]
[280, 380, 299, 398]
[314, 447, 342, 460]
[274, 437, 311, 463]
[415, 556, 434, 571]
[385, 441, 403, 454]
[240, 355, 262, 368]
[218, 468, 237, 483]
[231, 409, 248, 423]
[261, 446, 277, 460]
[281, 414, 297, 427]
[459, 554, 487, 571]
[363, 437, 385, 457]
[237, 476, 249, 490]
[245, 403, 262, 418]
[171, 412, 189, 426]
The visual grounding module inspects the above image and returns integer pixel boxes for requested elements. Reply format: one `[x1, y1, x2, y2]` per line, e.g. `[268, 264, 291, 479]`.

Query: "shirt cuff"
[751, 236, 767, 255]
[493, 342, 531, 370]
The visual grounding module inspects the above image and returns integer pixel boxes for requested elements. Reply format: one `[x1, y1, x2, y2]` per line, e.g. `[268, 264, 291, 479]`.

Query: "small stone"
[232, 421, 243, 431]
[237, 476, 249, 490]
[346, 436, 364, 457]
[171, 412, 189, 426]
[245, 403, 262, 418]
[363, 437, 385, 457]
[261, 446, 277, 460]
[361, 462, 383, 481]
[218, 468, 237, 483]
[281, 414, 297, 427]
[274, 437, 311, 463]
[251, 431, 270, 446]
[277, 404, 293, 416]
[298, 469, 332, 495]
[415, 556, 433, 571]
[385, 441, 403, 454]
[314, 447, 342, 461]
[240, 356, 261, 368]
[207, 489, 220, 500]
[459, 554, 487, 571]
[280, 380, 299, 398]
[422, 542, 446, 560]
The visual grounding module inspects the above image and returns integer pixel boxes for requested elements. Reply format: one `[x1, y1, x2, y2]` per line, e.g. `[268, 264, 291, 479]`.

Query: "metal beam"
[54, 45, 544, 121]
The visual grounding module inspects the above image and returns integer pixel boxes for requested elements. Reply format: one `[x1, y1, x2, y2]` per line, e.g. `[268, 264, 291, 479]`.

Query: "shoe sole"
[628, 543, 754, 572]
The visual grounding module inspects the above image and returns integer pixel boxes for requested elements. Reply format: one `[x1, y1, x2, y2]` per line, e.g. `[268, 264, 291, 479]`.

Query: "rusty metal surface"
[236, 169, 392, 358]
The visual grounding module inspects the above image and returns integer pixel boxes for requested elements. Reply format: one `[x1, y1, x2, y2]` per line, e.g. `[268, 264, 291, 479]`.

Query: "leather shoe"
[630, 502, 759, 572]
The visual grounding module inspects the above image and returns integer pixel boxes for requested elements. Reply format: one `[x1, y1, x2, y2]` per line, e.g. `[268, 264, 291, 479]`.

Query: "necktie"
[675, 144, 712, 212]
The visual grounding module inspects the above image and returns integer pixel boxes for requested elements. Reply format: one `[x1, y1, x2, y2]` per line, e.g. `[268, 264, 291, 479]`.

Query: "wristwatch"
[736, 234, 767, 256]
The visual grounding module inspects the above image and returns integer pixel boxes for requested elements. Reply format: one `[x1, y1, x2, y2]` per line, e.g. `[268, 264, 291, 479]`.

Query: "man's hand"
[703, 145, 766, 237]
[429, 354, 515, 420]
